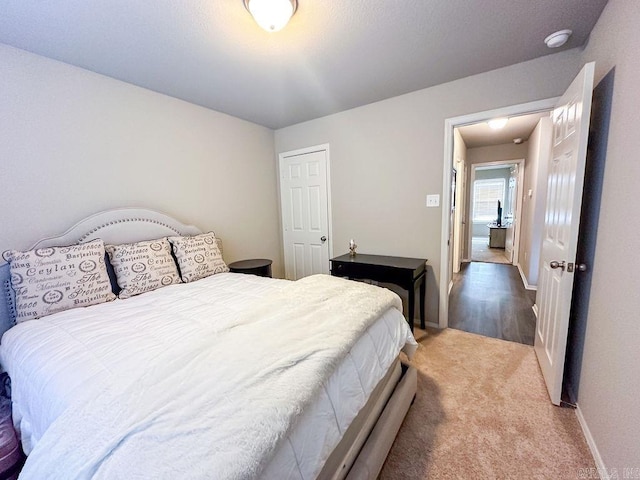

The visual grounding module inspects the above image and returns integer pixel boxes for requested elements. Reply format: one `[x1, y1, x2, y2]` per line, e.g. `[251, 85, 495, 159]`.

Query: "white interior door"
[453, 160, 466, 273]
[279, 146, 331, 280]
[535, 63, 594, 405]
[505, 166, 518, 262]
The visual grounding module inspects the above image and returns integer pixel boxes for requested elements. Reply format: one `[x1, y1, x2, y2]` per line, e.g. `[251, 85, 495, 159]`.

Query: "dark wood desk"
[330, 253, 427, 331]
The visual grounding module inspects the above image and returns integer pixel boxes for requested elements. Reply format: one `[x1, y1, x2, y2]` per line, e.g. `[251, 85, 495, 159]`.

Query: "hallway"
[448, 262, 536, 345]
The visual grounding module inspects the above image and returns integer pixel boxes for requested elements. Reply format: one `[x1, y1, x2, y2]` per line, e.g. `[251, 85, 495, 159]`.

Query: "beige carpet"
[380, 328, 595, 479]
[471, 236, 510, 264]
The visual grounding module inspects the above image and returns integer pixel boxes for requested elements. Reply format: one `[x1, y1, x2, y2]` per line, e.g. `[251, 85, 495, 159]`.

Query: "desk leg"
[408, 284, 415, 332]
[420, 275, 426, 330]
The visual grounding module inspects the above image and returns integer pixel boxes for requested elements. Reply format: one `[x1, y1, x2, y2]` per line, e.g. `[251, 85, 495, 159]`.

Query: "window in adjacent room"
[473, 178, 505, 222]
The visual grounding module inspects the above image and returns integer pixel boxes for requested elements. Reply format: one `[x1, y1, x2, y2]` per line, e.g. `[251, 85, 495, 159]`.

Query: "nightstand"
[228, 259, 273, 278]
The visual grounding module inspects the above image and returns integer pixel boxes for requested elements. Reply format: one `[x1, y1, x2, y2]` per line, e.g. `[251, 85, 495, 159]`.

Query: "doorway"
[442, 107, 554, 346]
[439, 99, 557, 329]
[466, 160, 525, 266]
[442, 63, 597, 405]
[447, 112, 547, 345]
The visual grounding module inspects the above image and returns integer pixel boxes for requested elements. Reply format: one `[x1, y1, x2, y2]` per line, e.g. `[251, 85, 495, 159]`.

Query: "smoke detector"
[545, 29, 572, 48]
[513, 138, 523, 145]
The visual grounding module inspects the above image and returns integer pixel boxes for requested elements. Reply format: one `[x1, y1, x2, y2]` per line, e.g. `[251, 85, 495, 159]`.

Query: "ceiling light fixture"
[243, 0, 297, 32]
[488, 118, 508, 130]
[544, 29, 572, 48]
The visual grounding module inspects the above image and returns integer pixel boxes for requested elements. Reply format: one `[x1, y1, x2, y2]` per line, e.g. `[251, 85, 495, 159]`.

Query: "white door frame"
[466, 159, 525, 265]
[439, 98, 558, 328]
[278, 144, 334, 277]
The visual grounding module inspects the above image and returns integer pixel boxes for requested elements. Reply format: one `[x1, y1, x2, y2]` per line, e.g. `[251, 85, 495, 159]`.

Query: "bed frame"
[0, 207, 416, 479]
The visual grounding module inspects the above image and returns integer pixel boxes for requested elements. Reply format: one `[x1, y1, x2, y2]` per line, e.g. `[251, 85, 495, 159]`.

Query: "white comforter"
[0, 273, 416, 479]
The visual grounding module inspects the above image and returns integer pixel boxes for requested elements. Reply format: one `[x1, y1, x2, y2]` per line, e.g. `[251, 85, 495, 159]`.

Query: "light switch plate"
[426, 194, 440, 207]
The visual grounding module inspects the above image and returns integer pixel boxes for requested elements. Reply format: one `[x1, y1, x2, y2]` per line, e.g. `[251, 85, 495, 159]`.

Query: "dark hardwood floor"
[448, 262, 537, 345]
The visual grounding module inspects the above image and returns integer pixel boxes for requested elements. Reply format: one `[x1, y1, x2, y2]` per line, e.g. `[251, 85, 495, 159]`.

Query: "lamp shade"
[244, 0, 297, 32]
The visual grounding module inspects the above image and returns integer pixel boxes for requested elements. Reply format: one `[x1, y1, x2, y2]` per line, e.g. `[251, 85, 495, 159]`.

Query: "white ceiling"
[0, 0, 607, 129]
[457, 112, 550, 148]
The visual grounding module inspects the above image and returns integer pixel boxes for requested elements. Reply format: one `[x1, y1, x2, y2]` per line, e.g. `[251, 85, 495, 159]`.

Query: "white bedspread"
[0, 273, 416, 479]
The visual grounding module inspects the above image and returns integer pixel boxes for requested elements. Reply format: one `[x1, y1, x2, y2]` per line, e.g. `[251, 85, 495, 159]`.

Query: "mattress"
[0, 273, 415, 479]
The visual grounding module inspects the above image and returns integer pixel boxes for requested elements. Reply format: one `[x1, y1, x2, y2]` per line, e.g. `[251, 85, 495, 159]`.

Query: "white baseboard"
[462, 258, 471, 263]
[576, 405, 610, 479]
[421, 321, 439, 329]
[516, 263, 537, 291]
[411, 320, 439, 331]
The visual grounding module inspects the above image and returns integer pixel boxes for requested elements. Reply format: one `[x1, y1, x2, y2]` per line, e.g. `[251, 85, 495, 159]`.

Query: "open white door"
[452, 161, 466, 273]
[504, 166, 517, 262]
[279, 146, 331, 280]
[535, 63, 594, 405]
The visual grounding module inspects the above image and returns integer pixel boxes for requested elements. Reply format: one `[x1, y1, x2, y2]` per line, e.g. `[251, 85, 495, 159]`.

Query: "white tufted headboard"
[0, 208, 209, 337]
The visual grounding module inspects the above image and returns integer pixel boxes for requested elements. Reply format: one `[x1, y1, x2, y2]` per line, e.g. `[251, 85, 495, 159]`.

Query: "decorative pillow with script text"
[105, 238, 182, 299]
[168, 232, 228, 283]
[5, 239, 116, 322]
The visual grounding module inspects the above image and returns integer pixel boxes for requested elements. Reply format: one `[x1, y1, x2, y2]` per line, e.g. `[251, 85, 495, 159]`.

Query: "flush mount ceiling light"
[544, 29, 572, 48]
[488, 117, 508, 130]
[243, 0, 298, 32]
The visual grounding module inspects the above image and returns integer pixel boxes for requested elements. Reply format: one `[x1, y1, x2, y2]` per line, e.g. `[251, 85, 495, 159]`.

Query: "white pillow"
[168, 232, 228, 283]
[105, 238, 182, 299]
[6, 239, 116, 322]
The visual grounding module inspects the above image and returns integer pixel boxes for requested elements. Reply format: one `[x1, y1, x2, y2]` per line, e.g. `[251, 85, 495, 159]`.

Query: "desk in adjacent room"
[487, 224, 507, 249]
[330, 253, 427, 331]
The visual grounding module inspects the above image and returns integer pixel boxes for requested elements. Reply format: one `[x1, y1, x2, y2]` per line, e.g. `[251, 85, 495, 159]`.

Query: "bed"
[0, 208, 418, 479]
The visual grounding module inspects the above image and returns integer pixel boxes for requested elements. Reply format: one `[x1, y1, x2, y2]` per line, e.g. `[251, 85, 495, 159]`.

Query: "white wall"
[275, 50, 583, 324]
[465, 142, 528, 166]
[574, 0, 640, 472]
[0, 45, 283, 276]
[518, 117, 552, 286]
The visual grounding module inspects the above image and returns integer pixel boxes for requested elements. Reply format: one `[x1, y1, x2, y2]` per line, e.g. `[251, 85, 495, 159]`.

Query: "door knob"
[550, 260, 566, 270]
[577, 263, 587, 272]
[320, 236, 327, 242]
